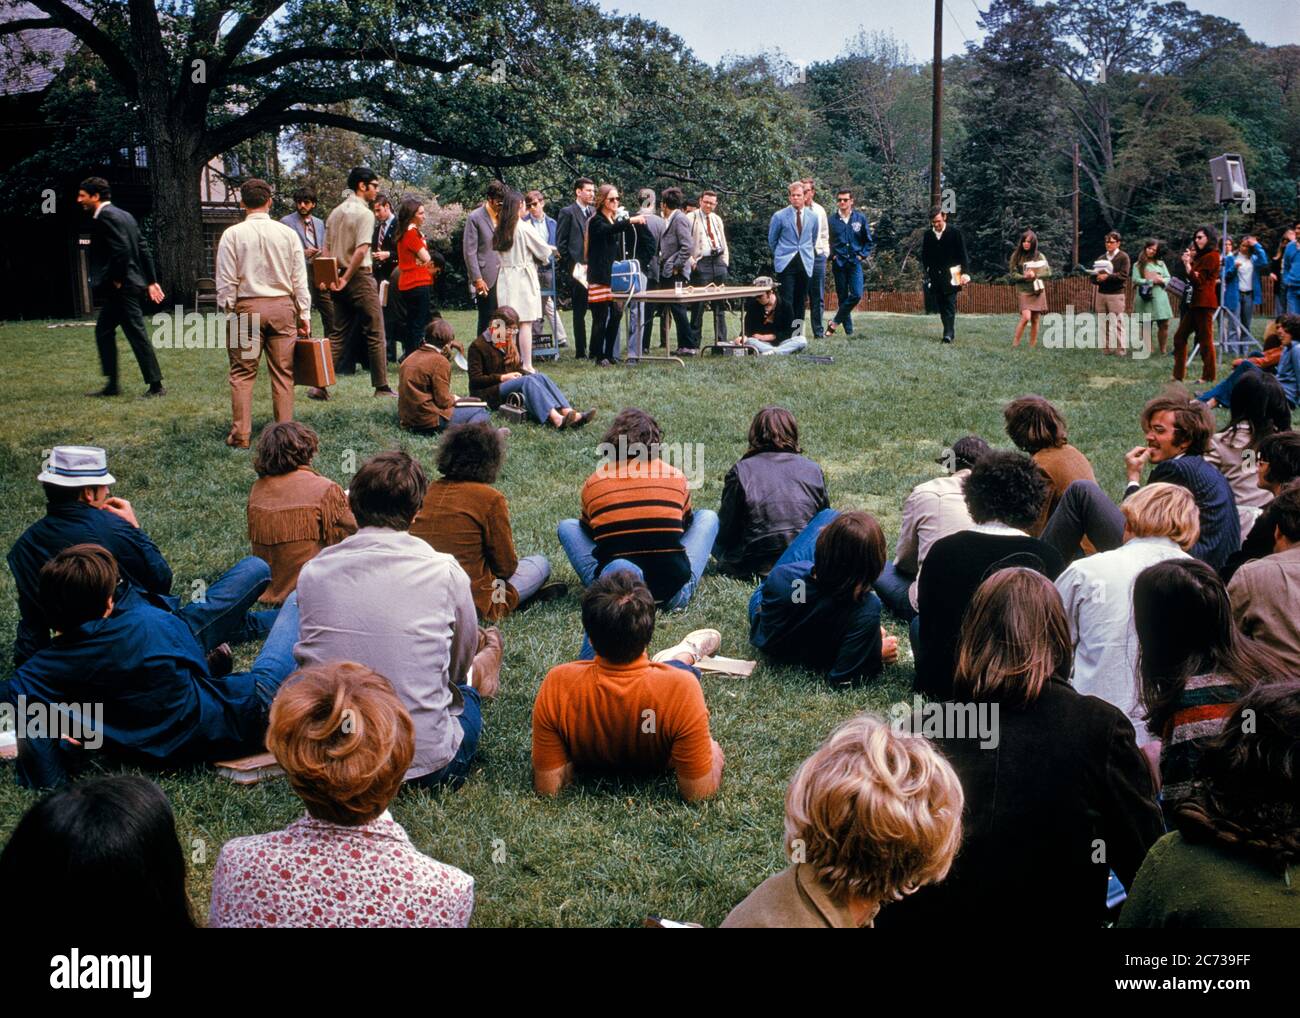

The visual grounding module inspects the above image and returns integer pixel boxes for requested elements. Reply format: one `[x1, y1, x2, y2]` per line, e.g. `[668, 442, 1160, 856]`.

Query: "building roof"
[0, 2, 83, 96]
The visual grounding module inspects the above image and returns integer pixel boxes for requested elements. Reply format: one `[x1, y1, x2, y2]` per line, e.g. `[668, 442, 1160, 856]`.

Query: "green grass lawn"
[0, 307, 1247, 926]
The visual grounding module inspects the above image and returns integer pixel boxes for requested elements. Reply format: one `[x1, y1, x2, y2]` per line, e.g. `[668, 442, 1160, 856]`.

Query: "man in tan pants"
[216, 178, 312, 448]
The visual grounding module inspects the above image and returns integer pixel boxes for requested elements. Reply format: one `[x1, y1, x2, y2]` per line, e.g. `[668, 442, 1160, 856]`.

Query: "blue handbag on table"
[611, 259, 644, 295]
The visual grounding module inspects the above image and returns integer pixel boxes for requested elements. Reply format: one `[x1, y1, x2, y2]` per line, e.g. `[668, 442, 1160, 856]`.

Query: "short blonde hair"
[784, 715, 963, 906]
[1122, 481, 1200, 550]
[267, 662, 415, 826]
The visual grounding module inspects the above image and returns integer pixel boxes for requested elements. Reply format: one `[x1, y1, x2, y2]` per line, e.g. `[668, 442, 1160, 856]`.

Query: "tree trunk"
[145, 120, 206, 308]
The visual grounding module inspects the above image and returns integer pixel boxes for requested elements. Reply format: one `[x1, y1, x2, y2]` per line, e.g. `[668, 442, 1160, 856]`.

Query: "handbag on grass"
[498, 392, 528, 424]
[293, 336, 336, 387]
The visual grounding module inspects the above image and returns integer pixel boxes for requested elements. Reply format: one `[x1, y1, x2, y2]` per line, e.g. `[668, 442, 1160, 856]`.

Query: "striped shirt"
[581, 458, 692, 602]
[1159, 672, 1240, 825]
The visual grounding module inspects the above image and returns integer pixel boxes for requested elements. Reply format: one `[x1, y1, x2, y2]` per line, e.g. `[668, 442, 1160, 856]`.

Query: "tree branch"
[21, 0, 138, 93]
[226, 45, 493, 79]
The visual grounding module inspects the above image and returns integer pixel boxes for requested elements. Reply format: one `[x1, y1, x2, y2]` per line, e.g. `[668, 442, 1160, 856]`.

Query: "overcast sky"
[598, 0, 1300, 67]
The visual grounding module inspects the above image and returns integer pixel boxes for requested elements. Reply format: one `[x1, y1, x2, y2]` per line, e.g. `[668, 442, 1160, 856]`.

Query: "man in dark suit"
[657, 187, 698, 355]
[77, 177, 165, 397]
[920, 207, 970, 344]
[555, 176, 595, 359]
[371, 193, 403, 363]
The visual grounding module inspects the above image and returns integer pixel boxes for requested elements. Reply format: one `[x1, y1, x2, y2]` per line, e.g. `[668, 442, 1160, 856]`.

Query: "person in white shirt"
[874, 435, 989, 622]
[293, 451, 503, 789]
[802, 180, 831, 338]
[1054, 483, 1198, 744]
[215, 178, 312, 449]
[688, 190, 731, 343]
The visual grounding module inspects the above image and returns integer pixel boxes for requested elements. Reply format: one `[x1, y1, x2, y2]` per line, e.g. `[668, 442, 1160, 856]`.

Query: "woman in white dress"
[492, 189, 556, 371]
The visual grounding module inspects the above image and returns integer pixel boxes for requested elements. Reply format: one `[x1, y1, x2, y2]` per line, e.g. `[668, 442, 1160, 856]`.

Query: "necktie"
[304, 217, 316, 247]
[796, 209, 803, 237]
[705, 215, 718, 254]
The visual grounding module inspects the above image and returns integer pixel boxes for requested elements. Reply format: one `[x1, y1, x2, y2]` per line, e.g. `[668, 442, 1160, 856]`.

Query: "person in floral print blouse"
[208, 662, 474, 927]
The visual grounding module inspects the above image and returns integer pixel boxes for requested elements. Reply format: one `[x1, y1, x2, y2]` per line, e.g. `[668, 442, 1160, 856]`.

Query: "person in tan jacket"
[410, 421, 561, 620]
[246, 422, 356, 604]
[1003, 395, 1096, 548]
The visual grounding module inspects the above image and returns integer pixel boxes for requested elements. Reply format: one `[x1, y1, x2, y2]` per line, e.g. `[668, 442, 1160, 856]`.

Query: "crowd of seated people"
[8, 370, 1300, 928]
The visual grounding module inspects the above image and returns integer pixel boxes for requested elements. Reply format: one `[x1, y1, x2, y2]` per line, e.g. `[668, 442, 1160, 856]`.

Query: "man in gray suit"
[462, 180, 506, 336]
[280, 186, 334, 338]
[657, 187, 698, 355]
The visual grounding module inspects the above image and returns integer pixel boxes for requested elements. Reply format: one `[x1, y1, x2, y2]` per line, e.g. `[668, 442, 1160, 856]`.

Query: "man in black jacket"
[919, 207, 969, 345]
[78, 177, 165, 397]
[372, 193, 403, 363]
[554, 176, 595, 359]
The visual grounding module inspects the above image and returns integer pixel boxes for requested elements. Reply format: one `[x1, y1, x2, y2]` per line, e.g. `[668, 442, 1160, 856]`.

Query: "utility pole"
[930, 0, 943, 210]
[1072, 142, 1080, 269]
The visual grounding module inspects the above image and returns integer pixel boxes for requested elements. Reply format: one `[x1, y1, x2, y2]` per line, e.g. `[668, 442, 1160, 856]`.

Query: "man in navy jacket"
[826, 188, 874, 336]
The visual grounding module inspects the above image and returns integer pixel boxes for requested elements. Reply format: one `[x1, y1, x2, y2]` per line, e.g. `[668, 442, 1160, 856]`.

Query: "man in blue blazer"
[826, 188, 874, 336]
[77, 177, 165, 398]
[280, 186, 334, 338]
[767, 181, 818, 329]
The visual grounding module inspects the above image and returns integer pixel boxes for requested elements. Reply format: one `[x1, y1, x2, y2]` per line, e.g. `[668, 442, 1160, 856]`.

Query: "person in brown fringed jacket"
[1172, 226, 1223, 383]
[246, 422, 356, 604]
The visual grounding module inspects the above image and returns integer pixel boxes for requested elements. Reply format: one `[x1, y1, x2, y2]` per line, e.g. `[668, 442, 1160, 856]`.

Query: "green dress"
[1118, 831, 1300, 928]
[1132, 258, 1173, 321]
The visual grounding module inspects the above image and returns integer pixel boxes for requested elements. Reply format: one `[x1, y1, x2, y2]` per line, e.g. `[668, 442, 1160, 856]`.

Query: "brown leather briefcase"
[293, 336, 336, 387]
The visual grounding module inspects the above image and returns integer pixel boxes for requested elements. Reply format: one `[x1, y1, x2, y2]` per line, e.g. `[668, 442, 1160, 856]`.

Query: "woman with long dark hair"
[1206, 369, 1290, 533]
[1009, 229, 1050, 348]
[1134, 558, 1284, 823]
[394, 196, 443, 361]
[1120, 681, 1300, 927]
[0, 775, 195, 931]
[1132, 238, 1173, 355]
[876, 567, 1162, 930]
[583, 183, 645, 366]
[1171, 225, 1223, 383]
[493, 187, 555, 372]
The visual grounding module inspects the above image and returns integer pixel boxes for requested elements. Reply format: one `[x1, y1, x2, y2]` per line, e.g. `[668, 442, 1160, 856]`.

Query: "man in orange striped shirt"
[558, 408, 718, 611]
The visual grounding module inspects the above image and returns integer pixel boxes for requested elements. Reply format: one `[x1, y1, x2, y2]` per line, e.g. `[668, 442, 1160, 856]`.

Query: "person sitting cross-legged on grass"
[740, 277, 807, 356]
[1221, 432, 1300, 582]
[2, 544, 301, 789]
[1119, 681, 1300, 928]
[398, 317, 493, 434]
[1041, 396, 1239, 572]
[293, 451, 503, 790]
[0, 775, 196, 931]
[467, 305, 594, 429]
[873, 434, 988, 623]
[713, 406, 829, 578]
[914, 450, 1064, 700]
[558, 408, 720, 610]
[410, 421, 563, 621]
[209, 662, 474, 928]
[749, 509, 898, 686]
[531, 570, 725, 802]
[1054, 483, 1198, 746]
[1134, 557, 1285, 825]
[1002, 395, 1096, 540]
[876, 568, 1164, 931]
[1197, 314, 1299, 411]
[722, 714, 964, 928]
[246, 421, 356, 606]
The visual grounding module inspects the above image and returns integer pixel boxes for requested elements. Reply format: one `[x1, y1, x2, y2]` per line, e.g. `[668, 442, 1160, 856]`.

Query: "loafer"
[307, 387, 330, 401]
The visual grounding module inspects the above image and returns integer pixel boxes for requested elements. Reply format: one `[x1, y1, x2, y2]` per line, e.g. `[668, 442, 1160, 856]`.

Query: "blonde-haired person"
[722, 715, 963, 928]
[1054, 483, 1198, 744]
[876, 568, 1163, 930]
[209, 662, 474, 927]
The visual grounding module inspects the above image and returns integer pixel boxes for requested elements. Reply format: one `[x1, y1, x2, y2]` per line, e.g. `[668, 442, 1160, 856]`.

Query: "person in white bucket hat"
[9, 446, 274, 668]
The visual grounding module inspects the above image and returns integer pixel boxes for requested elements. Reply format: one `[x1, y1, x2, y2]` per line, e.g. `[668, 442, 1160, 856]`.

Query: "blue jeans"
[557, 509, 720, 612]
[873, 559, 917, 622]
[1289, 288, 1300, 315]
[1197, 359, 1269, 409]
[832, 260, 863, 332]
[744, 336, 807, 356]
[499, 372, 570, 423]
[509, 554, 551, 604]
[243, 592, 301, 715]
[408, 685, 483, 790]
[175, 555, 275, 653]
[748, 508, 840, 625]
[809, 254, 827, 336]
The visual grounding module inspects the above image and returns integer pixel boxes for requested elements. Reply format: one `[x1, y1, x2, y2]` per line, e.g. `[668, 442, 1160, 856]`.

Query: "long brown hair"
[1136, 238, 1163, 276]
[1008, 229, 1039, 271]
[745, 406, 801, 456]
[954, 568, 1072, 707]
[810, 511, 886, 603]
[583, 183, 618, 262]
[492, 187, 523, 253]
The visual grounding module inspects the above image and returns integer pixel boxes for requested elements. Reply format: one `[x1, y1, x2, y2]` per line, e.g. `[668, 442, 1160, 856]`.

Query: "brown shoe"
[225, 432, 250, 449]
[307, 386, 330, 401]
[374, 386, 399, 398]
[569, 408, 597, 430]
[470, 626, 503, 699]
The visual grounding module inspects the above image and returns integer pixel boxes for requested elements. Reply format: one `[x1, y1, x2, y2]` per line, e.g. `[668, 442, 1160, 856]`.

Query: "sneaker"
[652, 628, 721, 665]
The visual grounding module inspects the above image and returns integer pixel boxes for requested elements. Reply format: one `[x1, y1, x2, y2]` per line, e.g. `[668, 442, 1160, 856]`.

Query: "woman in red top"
[1171, 225, 1222, 383]
[395, 197, 444, 361]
